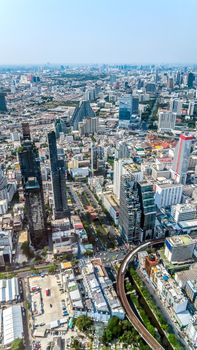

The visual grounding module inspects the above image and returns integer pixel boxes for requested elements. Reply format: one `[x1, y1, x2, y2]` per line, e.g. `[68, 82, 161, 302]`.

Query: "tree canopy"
[75, 315, 93, 333]
[11, 339, 24, 350]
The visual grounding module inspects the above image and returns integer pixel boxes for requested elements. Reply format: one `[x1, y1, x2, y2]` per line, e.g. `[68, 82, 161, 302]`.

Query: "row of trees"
[130, 267, 184, 350]
[102, 316, 151, 349]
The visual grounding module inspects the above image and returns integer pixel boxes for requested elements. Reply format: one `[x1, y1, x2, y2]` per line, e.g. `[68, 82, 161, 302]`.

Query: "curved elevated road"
[117, 239, 165, 350]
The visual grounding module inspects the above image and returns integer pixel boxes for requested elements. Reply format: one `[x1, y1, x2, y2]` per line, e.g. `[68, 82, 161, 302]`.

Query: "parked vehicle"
[45, 288, 50, 296]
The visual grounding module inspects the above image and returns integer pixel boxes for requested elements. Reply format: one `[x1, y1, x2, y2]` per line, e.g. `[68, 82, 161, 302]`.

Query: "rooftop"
[167, 235, 194, 246]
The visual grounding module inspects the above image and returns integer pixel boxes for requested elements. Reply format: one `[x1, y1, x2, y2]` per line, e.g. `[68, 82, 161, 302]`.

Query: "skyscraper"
[71, 100, 95, 130]
[188, 72, 195, 89]
[21, 122, 31, 140]
[115, 141, 130, 160]
[54, 117, 71, 138]
[18, 135, 46, 248]
[172, 133, 193, 184]
[48, 131, 68, 219]
[0, 92, 7, 113]
[119, 95, 139, 128]
[137, 182, 156, 240]
[158, 111, 176, 132]
[119, 174, 141, 243]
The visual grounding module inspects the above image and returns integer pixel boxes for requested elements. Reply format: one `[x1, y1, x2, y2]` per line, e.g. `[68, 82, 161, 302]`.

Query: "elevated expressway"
[117, 239, 165, 350]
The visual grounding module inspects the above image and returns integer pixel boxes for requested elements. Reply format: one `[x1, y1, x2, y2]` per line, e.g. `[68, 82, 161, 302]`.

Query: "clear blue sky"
[0, 0, 196, 65]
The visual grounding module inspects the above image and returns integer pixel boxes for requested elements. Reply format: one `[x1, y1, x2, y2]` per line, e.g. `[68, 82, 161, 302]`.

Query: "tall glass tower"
[18, 130, 46, 248]
[48, 131, 68, 219]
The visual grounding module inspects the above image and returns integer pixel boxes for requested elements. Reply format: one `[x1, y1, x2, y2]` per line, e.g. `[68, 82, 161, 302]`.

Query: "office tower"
[170, 98, 182, 115]
[18, 136, 46, 248]
[78, 117, 98, 136]
[137, 182, 156, 240]
[155, 183, 183, 208]
[168, 77, 174, 89]
[119, 95, 139, 127]
[71, 100, 95, 130]
[188, 101, 195, 116]
[119, 174, 141, 243]
[91, 145, 105, 174]
[188, 72, 195, 89]
[84, 88, 96, 101]
[21, 122, 31, 140]
[113, 159, 131, 200]
[172, 133, 193, 184]
[132, 96, 139, 114]
[110, 75, 117, 84]
[158, 111, 176, 132]
[0, 166, 8, 201]
[115, 141, 130, 160]
[119, 95, 132, 123]
[113, 160, 143, 201]
[0, 92, 7, 112]
[48, 131, 67, 219]
[145, 83, 156, 94]
[54, 118, 71, 138]
[176, 71, 181, 85]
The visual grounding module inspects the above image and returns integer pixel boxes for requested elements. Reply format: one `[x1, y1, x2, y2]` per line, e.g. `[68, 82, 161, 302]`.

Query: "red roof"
[74, 223, 83, 229]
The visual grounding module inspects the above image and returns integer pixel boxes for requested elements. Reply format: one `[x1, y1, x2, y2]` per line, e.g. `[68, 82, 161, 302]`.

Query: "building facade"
[172, 133, 193, 184]
[158, 111, 176, 132]
[18, 135, 46, 248]
[48, 131, 68, 219]
[137, 182, 156, 240]
[119, 174, 141, 243]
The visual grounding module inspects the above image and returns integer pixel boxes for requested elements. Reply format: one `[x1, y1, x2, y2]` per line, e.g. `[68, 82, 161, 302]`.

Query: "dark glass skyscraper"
[137, 182, 156, 240]
[48, 131, 68, 219]
[0, 92, 7, 113]
[119, 174, 141, 243]
[18, 131, 46, 248]
[188, 72, 195, 89]
[119, 95, 139, 122]
[21, 122, 31, 140]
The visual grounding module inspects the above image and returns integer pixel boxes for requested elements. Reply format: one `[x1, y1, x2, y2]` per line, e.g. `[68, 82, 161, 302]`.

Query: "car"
[45, 288, 50, 296]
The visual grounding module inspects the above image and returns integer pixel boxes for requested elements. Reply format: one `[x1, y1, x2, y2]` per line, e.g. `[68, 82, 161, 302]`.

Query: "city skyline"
[1, 0, 197, 65]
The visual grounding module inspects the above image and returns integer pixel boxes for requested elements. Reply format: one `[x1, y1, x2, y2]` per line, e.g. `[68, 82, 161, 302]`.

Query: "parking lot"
[29, 274, 64, 328]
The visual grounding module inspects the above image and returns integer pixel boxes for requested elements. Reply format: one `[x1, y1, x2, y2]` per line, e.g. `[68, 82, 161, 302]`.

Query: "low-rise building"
[171, 203, 196, 223]
[185, 280, 197, 302]
[2, 305, 23, 346]
[164, 235, 195, 264]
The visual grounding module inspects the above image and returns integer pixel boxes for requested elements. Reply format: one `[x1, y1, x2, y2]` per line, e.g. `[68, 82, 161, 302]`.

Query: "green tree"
[11, 339, 24, 350]
[75, 315, 93, 333]
[48, 264, 57, 274]
[71, 338, 81, 350]
[21, 241, 34, 259]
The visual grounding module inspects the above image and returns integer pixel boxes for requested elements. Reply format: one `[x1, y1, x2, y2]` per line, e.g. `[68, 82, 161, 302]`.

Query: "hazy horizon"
[1, 0, 197, 65]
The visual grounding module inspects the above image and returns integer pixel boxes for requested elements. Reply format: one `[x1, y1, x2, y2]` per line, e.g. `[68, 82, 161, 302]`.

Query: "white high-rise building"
[158, 111, 176, 132]
[113, 160, 143, 201]
[155, 183, 183, 209]
[172, 133, 193, 184]
[0, 167, 8, 201]
[170, 98, 182, 115]
[188, 101, 195, 116]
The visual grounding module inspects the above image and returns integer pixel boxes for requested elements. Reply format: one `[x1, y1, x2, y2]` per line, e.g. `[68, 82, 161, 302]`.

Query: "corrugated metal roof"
[3, 305, 23, 345]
